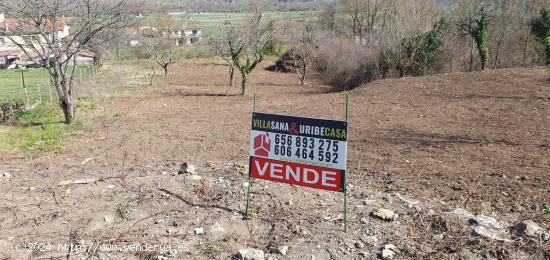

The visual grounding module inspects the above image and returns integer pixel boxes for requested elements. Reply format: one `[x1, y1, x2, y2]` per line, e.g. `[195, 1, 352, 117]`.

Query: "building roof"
[0, 15, 67, 34]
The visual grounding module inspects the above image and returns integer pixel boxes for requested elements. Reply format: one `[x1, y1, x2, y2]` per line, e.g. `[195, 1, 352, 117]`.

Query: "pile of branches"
[266, 49, 302, 73]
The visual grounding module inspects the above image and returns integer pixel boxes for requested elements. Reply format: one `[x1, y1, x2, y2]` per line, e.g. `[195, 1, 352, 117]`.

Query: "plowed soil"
[1, 59, 549, 259]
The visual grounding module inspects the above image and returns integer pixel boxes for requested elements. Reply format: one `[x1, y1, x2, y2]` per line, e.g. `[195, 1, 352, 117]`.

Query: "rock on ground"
[372, 208, 398, 221]
[238, 248, 265, 260]
[380, 244, 399, 259]
[469, 215, 511, 242]
[514, 220, 543, 237]
[275, 245, 289, 256]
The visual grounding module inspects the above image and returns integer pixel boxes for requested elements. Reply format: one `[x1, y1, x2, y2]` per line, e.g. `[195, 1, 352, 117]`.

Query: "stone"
[469, 215, 506, 230]
[179, 162, 197, 175]
[2, 172, 10, 178]
[194, 227, 204, 235]
[364, 236, 378, 245]
[210, 222, 225, 233]
[275, 245, 289, 255]
[514, 220, 543, 237]
[354, 241, 365, 249]
[104, 215, 114, 224]
[238, 248, 265, 260]
[472, 226, 511, 242]
[187, 175, 202, 181]
[432, 234, 444, 241]
[380, 244, 399, 259]
[447, 208, 474, 219]
[469, 215, 511, 242]
[372, 208, 398, 221]
[360, 218, 368, 224]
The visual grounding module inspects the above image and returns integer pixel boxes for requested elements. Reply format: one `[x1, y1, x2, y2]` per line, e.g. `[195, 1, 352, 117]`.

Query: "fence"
[0, 64, 101, 109]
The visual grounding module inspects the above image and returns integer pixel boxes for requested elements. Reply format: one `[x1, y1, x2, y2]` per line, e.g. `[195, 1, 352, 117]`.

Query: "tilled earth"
[0, 60, 549, 259]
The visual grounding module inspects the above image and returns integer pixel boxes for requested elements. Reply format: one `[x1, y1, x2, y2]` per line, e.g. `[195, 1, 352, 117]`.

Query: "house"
[128, 24, 203, 47]
[0, 13, 70, 69]
[165, 24, 203, 46]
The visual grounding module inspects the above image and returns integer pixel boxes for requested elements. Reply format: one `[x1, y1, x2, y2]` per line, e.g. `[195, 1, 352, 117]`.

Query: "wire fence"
[0, 64, 101, 109]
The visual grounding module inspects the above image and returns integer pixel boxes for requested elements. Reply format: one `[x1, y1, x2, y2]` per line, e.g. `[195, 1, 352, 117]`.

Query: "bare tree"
[229, 7, 275, 96]
[211, 30, 236, 87]
[143, 16, 181, 82]
[318, 0, 339, 33]
[342, 0, 396, 45]
[290, 22, 317, 86]
[0, 0, 140, 124]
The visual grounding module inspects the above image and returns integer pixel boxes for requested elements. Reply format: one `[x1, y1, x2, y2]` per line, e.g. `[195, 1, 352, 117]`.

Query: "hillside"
[0, 60, 548, 259]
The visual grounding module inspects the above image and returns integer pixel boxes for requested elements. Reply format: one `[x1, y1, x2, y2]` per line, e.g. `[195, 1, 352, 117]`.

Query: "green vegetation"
[0, 103, 84, 153]
[0, 66, 98, 103]
[460, 8, 490, 70]
[392, 18, 449, 77]
[170, 11, 306, 35]
[198, 244, 218, 256]
[0, 69, 51, 103]
[116, 200, 134, 219]
[531, 8, 550, 65]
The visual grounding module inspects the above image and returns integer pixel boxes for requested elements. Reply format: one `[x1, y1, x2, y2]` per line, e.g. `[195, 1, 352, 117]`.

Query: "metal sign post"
[344, 93, 349, 232]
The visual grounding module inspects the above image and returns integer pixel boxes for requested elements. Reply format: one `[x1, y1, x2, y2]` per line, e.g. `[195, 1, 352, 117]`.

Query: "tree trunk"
[522, 27, 531, 67]
[149, 64, 156, 86]
[229, 66, 235, 87]
[297, 68, 306, 86]
[58, 80, 75, 124]
[241, 74, 248, 96]
[60, 98, 75, 124]
[469, 38, 475, 72]
[163, 66, 168, 80]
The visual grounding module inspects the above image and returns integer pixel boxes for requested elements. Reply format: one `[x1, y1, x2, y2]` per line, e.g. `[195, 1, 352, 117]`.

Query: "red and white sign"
[249, 113, 348, 192]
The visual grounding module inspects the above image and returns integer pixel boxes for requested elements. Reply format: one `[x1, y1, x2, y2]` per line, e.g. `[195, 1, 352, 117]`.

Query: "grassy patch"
[0, 103, 83, 153]
[0, 68, 50, 102]
[116, 200, 134, 219]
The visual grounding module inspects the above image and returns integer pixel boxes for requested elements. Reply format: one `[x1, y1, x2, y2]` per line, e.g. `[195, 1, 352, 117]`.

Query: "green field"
[0, 66, 96, 104]
[169, 11, 307, 35]
[0, 68, 51, 104]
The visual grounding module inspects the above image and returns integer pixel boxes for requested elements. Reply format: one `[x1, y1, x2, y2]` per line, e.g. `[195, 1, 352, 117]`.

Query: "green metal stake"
[344, 93, 349, 232]
[245, 91, 256, 217]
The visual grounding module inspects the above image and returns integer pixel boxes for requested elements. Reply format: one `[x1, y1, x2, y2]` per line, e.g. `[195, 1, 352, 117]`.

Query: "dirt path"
[1, 60, 549, 259]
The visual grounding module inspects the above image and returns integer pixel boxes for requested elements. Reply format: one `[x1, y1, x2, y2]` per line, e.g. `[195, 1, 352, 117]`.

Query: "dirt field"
[0, 59, 549, 259]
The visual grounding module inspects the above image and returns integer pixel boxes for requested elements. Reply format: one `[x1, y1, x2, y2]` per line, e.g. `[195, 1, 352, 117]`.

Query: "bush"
[313, 37, 382, 90]
[384, 18, 449, 77]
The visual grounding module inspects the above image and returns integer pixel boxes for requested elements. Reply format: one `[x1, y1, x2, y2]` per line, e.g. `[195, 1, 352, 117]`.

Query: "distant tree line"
[306, 0, 550, 90]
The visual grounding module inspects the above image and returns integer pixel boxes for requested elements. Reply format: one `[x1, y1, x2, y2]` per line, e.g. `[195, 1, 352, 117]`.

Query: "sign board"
[249, 112, 348, 192]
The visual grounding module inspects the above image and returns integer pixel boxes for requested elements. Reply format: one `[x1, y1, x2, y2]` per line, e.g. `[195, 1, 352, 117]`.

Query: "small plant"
[234, 164, 247, 174]
[544, 206, 550, 215]
[223, 233, 233, 242]
[198, 244, 218, 256]
[247, 210, 258, 218]
[23, 179, 37, 189]
[116, 200, 134, 219]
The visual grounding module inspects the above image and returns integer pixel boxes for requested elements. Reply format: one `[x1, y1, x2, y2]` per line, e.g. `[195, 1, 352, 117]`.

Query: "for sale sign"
[249, 112, 348, 192]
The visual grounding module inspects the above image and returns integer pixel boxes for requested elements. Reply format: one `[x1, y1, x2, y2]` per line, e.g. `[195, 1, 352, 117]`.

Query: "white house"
[0, 13, 70, 69]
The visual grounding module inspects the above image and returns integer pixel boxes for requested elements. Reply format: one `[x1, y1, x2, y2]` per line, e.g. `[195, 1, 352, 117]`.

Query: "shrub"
[313, 37, 382, 90]
[393, 18, 449, 77]
[531, 8, 550, 65]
